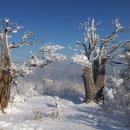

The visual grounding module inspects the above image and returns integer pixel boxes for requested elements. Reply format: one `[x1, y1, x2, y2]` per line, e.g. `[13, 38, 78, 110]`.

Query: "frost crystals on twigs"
[27, 44, 67, 68]
[51, 96, 63, 120]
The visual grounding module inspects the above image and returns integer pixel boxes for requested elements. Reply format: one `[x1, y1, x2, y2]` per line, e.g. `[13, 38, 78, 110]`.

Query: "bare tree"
[0, 18, 33, 113]
[72, 18, 129, 103]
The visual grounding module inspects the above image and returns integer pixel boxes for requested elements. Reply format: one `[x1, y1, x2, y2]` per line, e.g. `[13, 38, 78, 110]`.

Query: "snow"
[4, 18, 10, 23]
[40, 44, 67, 63]
[26, 44, 67, 67]
[12, 30, 18, 33]
[0, 96, 129, 130]
[0, 18, 129, 130]
[119, 54, 125, 58]
[72, 54, 91, 67]
[126, 52, 130, 56]
[113, 18, 122, 30]
[29, 53, 43, 66]
[11, 63, 33, 76]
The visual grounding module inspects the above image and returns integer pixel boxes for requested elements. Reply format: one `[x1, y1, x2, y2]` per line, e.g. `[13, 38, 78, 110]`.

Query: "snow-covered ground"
[0, 96, 129, 130]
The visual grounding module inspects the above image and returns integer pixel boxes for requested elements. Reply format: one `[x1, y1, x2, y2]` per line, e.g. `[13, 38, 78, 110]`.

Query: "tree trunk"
[0, 70, 12, 113]
[82, 66, 95, 102]
[0, 31, 12, 113]
[93, 59, 105, 102]
[82, 59, 105, 103]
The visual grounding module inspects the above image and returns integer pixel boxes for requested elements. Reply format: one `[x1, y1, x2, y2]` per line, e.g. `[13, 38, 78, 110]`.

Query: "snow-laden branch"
[71, 18, 125, 68]
[114, 18, 122, 30]
[0, 18, 23, 34]
[40, 44, 67, 63]
[71, 54, 91, 67]
[27, 44, 67, 67]
[11, 63, 32, 78]
[71, 46, 107, 67]
[9, 31, 34, 49]
[26, 53, 44, 67]
[0, 18, 36, 49]
[105, 40, 130, 65]
[81, 18, 99, 54]
[100, 19, 122, 50]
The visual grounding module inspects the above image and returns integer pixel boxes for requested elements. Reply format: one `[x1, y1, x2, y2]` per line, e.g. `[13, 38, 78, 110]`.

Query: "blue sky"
[0, 0, 130, 61]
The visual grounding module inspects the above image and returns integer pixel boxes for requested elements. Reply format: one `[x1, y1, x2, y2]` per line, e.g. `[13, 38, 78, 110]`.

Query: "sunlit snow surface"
[0, 96, 129, 130]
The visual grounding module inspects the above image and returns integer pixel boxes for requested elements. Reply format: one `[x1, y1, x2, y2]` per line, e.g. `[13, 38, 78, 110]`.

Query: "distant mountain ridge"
[34, 63, 83, 83]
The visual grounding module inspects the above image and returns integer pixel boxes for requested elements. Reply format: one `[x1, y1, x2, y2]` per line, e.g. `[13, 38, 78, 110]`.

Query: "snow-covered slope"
[0, 96, 129, 130]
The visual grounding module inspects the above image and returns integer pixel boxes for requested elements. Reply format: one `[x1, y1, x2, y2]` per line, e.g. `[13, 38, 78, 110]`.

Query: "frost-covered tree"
[0, 18, 33, 113]
[71, 18, 127, 103]
[104, 66, 130, 126]
[26, 44, 67, 67]
[51, 96, 63, 120]
[119, 44, 130, 126]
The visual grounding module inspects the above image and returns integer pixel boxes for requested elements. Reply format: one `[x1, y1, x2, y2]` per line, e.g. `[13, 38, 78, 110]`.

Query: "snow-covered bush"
[104, 67, 130, 126]
[25, 110, 44, 120]
[51, 96, 63, 120]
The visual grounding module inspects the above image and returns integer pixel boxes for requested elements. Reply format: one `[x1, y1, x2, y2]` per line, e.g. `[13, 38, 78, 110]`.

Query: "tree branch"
[100, 29, 121, 50]
[9, 32, 34, 49]
[107, 40, 130, 56]
[39, 60, 52, 68]
[100, 19, 122, 50]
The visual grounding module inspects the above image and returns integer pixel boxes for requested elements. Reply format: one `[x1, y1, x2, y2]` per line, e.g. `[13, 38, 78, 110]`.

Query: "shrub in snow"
[26, 110, 44, 120]
[51, 96, 63, 120]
